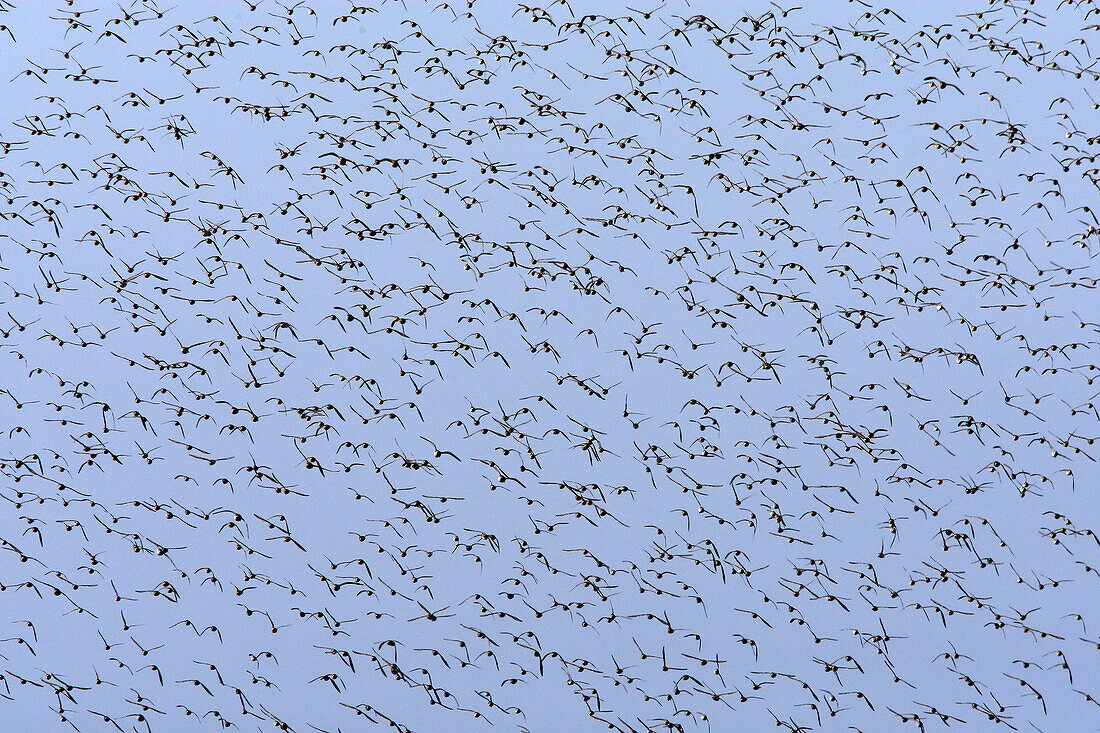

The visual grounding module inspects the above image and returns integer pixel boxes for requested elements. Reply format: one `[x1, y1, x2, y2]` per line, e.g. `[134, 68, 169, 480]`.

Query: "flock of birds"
[0, 0, 1099, 730]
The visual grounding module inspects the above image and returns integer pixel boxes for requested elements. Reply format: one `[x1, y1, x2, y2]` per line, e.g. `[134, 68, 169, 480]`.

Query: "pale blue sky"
[0, 1, 1097, 731]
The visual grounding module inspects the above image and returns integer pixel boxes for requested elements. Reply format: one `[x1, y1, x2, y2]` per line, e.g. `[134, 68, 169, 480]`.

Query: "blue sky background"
[0, 0, 1098, 731]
